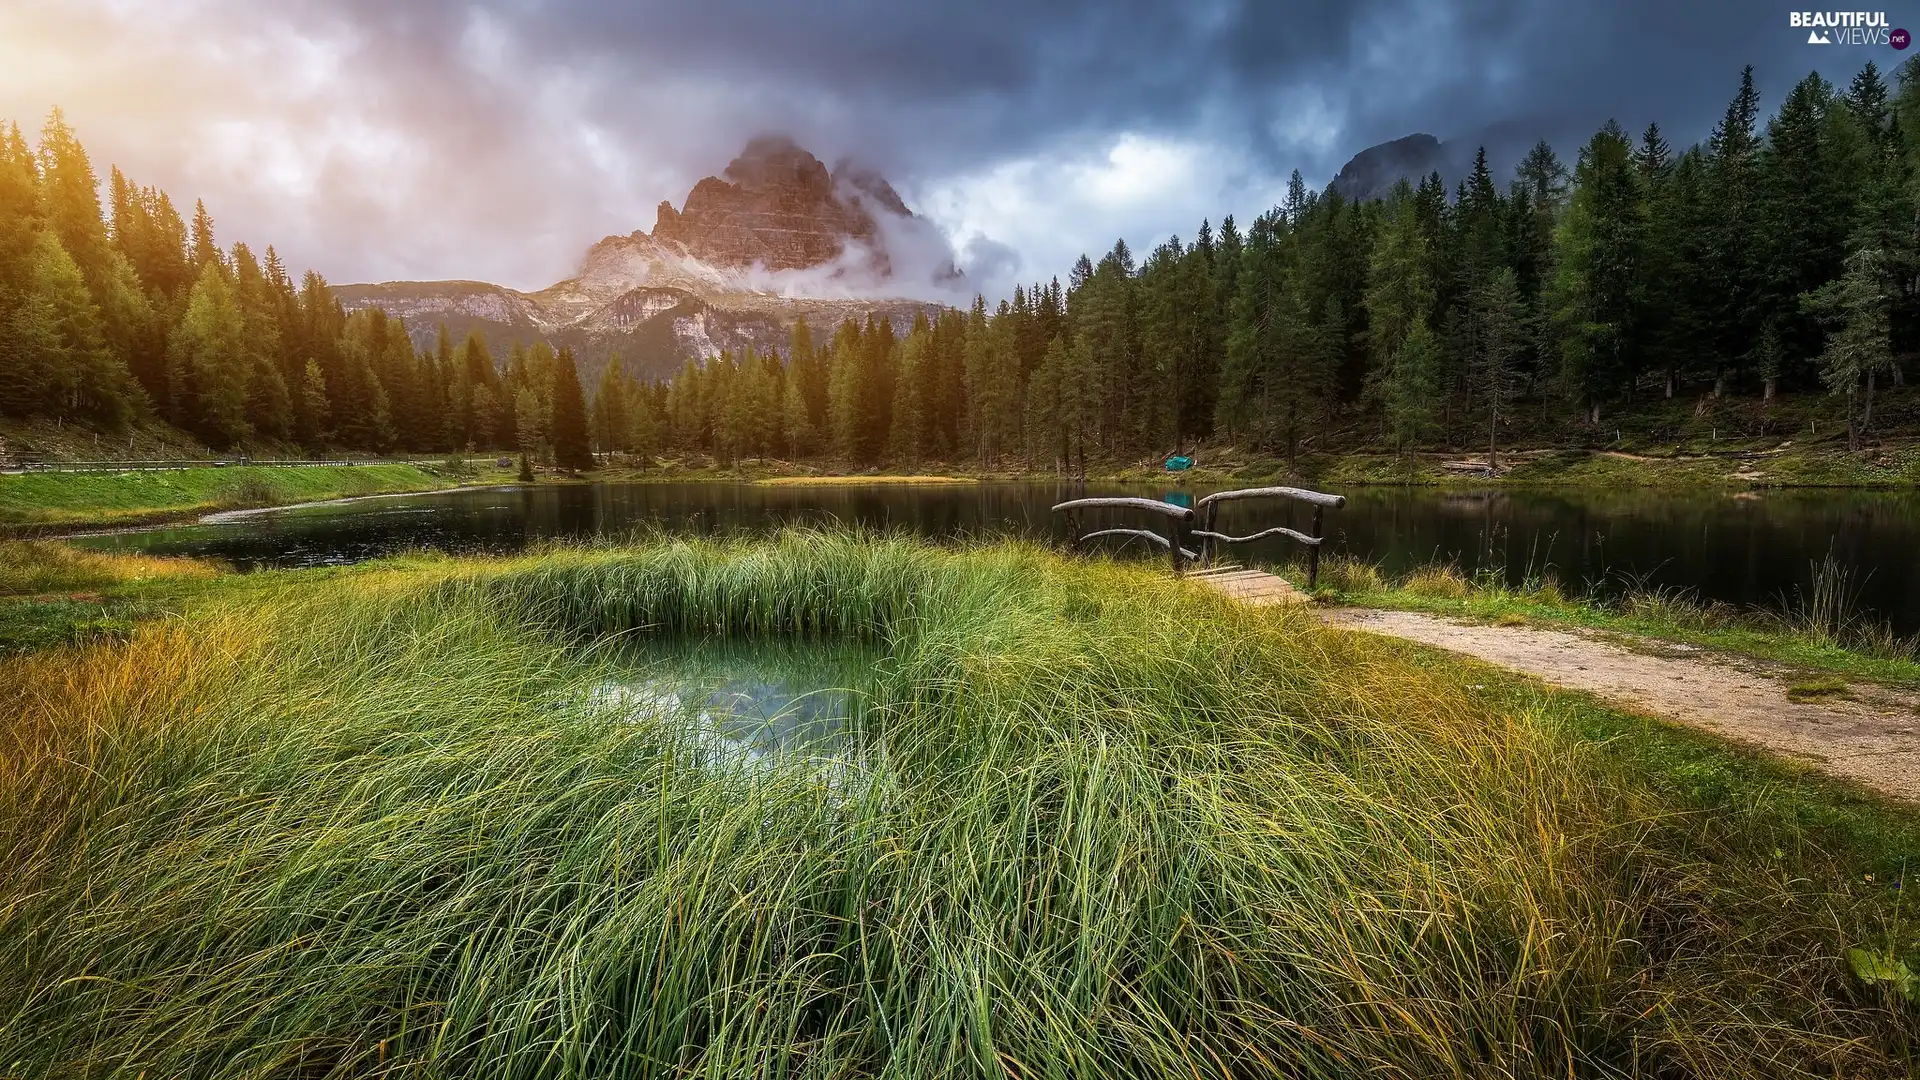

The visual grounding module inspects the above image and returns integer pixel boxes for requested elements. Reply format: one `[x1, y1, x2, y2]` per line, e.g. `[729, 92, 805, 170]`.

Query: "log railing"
[1051, 497, 1197, 575]
[1052, 485, 1345, 587]
[1194, 486, 1345, 588]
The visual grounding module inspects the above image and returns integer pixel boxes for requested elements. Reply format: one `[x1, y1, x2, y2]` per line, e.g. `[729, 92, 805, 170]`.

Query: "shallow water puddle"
[588, 640, 879, 777]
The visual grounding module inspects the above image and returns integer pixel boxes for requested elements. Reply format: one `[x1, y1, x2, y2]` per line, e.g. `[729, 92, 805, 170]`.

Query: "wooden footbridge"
[1052, 486, 1345, 606]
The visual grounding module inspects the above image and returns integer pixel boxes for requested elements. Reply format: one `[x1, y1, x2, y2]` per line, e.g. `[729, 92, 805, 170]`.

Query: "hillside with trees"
[5, 62, 1920, 472]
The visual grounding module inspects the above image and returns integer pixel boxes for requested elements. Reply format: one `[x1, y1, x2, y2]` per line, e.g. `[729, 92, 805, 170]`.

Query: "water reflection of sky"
[589, 641, 874, 778]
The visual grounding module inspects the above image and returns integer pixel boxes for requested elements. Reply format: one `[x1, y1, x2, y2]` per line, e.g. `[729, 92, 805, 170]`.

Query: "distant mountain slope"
[332, 279, 942, 389]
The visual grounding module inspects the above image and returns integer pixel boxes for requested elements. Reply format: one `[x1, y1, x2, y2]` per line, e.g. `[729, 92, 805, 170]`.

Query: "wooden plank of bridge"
[1184, 565, 1310, 607]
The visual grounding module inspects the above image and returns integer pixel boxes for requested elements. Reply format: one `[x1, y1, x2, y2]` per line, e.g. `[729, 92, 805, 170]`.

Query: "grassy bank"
[1316, 553, 1920, 688]
[0, 532, 1914, 1076]
[583, 439, 1920, 490]
[0, 462, 513, 532]
[754, 474, 979, 487]
[1122, 441, 1920, 489]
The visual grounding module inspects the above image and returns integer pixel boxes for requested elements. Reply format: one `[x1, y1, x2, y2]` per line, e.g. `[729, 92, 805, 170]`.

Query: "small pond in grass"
[588, 639, 881, 778]
[70, 480, 1920, 634]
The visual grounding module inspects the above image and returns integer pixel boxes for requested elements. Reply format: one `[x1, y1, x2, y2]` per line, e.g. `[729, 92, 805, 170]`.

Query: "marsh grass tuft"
[0, 530, 1913, 1076]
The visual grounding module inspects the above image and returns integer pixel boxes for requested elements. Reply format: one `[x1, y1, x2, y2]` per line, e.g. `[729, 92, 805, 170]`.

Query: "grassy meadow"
[0, 462, 508, 532]
[0, 532, 1915, 1077]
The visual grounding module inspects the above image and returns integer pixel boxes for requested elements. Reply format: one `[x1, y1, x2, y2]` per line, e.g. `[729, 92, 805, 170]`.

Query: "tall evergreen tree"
[168, 261, 250, 444]
[1475, 268, 1523, 468]
[548, 345, 593, 470]
[1803, 246, 1895, 448]
[1551, 120, 1645, 423]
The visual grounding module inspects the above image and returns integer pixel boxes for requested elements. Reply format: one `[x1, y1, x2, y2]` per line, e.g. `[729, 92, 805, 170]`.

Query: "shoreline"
[6, 444, 1918, 538]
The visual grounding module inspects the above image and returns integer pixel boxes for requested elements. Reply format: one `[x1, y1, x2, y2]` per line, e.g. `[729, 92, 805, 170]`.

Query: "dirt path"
[1322, 609, 1920, 802]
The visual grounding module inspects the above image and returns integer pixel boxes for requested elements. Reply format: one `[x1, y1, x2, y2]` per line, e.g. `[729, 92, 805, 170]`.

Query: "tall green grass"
[0, 531, 1912, 1077]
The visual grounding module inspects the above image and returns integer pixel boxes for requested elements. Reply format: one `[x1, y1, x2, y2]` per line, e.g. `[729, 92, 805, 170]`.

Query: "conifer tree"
[1365, 183, 1434, 392]
[1757, 72, 1847, 394]
[666, 358, 706, 449]
[1551, 120, 1644, 423]
[1633, 124, 1672, 180]
[887, 327, 928, 464]
[169, 261, 250, 444]
[34, 109, 110, 284]
[2, 230, 129, 420]
[1803, 246, 1894, 449]
[1024, 334, 1068, 469]
[548, 345, 593, 470]
[189, 199, 221, 277]
[299, 359, 330, 444]
[827, 319, 866, 461]
[0, 122, 42, 324]
[1703, 66, 1764, 395]
[231, 243, 289, 439]
[1475, 268, 1522, 468]
[592, 360, 630, 452]
[515, 387, 544, 456]
[781, 362, 818, 457]
[630, 381, 664, 464]
[1384, 320, 1442, 461]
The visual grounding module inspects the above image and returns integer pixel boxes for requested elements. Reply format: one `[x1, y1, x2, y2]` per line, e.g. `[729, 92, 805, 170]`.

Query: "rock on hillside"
[1328, 133, 1450, 202]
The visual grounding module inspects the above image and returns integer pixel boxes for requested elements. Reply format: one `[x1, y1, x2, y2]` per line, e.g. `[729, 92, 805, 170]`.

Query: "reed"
[0, 530, 1910, 1077]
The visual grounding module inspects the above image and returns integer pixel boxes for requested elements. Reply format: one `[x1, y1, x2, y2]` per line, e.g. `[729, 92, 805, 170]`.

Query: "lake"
[72, 480, 1920, 634]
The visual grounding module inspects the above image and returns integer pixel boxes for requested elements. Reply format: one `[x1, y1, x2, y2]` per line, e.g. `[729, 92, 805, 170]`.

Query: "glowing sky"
[0, 1, 1883, 296]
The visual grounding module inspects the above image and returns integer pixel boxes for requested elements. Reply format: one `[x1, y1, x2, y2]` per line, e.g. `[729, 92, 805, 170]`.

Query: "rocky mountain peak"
[645, 134, 910, 273]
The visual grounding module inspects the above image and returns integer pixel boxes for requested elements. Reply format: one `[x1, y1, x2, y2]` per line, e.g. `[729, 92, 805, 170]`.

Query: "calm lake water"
[72, 480, 1920, 634]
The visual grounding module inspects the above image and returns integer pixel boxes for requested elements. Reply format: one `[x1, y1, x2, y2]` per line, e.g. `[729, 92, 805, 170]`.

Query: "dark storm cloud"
[302, 0, 1871, 176]
[0, 1, 1889, 291]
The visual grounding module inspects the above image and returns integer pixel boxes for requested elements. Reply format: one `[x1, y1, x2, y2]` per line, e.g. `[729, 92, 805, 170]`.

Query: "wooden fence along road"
[1051, 485, 1344, 603]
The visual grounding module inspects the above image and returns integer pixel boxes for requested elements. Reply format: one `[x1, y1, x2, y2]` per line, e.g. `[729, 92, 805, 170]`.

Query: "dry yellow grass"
[0, 540, 218, 597]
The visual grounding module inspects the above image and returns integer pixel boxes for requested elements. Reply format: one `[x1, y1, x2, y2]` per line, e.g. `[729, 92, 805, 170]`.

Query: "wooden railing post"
[1201, 502, 1219, 567]
[1307, 505, 1325, 591]
[1166, 515, 1186, 575]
